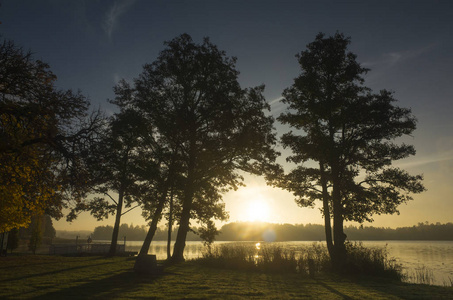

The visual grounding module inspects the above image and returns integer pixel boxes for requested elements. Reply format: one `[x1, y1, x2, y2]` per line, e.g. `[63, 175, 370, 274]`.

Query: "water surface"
[123, 240, 453, 286]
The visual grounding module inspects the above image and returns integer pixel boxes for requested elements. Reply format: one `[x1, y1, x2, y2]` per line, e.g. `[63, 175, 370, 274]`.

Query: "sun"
[245, 197, 271, 222]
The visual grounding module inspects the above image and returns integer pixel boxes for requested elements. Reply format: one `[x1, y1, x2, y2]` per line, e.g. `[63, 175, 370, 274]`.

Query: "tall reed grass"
[405, 265, 435, 285]
[343, 242, 404, 281]
[197, 241, 404, 280]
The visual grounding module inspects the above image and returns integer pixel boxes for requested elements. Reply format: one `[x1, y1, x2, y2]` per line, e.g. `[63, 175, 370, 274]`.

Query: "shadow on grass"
[0, 255, 104, 271]
[315, 279, 353, 299]
[30, 270, 161, 299]
[353, 277, 453, 299]
[1, 259, 115, 284]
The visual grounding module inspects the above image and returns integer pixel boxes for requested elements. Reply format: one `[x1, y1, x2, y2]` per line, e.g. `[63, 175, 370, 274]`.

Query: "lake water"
[122, 240, 453, 286]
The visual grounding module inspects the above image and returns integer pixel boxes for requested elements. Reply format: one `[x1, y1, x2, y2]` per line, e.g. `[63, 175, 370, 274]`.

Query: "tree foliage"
[0, 39, 102, 232]
[277, 32, 425, 266]
[113, 34, 279, 262]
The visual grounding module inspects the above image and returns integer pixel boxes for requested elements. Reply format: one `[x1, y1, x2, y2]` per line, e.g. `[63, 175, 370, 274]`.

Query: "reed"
[200, 242, 257, 270]
[343, 242, 404, 281]
[406, 265, 435, 285]
[197, 241, 404, 281]
[199, 242, 330, 275]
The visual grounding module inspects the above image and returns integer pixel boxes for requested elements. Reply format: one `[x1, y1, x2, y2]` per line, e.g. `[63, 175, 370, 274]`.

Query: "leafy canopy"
[278, 32, 425, 223]
[0, 39, 99, 231]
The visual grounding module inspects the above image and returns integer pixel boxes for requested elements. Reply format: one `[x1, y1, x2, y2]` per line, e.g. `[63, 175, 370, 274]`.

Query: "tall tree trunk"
[109, 188, 124, 256]
[170, 190, 193, 263]
[331, 176, 347, 270]
[136, 192, 168, 259]
[320, 162, 334, 258]
[167, 189, 174, 260]
[133, 192, 167, 274]
[171, 140, 196, 263]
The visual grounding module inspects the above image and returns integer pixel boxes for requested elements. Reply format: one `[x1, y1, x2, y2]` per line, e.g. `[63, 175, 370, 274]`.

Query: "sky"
[1, 0, 452, 232]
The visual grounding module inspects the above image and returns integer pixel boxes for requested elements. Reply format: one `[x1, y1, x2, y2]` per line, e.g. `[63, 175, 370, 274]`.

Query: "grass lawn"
[0, 255, 451, 299]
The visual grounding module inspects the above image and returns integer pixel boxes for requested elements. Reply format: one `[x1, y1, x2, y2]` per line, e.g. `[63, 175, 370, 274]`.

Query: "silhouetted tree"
[117, 34, 278, 263]
[0, 38, 103, 232]
[68, 108, 150, 255]
[28, 216, 42, 254]
[198, 219, 219, 254]
[109, 77, 183, 263]
[277, 32, 425, 269]
[7, 228, 19, 253]
[42, 215, 56, 240]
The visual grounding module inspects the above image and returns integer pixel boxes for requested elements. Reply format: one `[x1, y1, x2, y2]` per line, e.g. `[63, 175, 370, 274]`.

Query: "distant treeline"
[91, 224, 202, 241]
[88, 222, 453, 242]
[218, 223, 453, 241]
[344, 222, 453, 241]
[218, 222, 453, 241]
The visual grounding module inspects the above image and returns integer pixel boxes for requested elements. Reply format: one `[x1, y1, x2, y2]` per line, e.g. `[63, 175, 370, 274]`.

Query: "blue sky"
[2, 0, 452, 231]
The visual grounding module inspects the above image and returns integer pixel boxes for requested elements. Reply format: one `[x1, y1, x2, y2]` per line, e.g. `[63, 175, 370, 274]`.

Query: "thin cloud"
[394, 151, 453, 169]
[268, 96, 284, 106]
[103, 0, 136, 39]
[113, 73, 121, 85]
[363, 44, 437, 69]
[362, 44, 438, 85]
[268, 97, 287, 116]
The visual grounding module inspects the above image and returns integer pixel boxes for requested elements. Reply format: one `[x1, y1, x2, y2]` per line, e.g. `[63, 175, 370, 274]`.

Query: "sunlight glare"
[255, 242, 261, 250]
[246, 198, 271, 222]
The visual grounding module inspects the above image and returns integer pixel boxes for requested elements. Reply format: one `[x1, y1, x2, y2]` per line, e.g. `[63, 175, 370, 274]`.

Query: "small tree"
[43, 215, 56, 240]
[7, 228, 19, 253]
[28, 216, 42, 254]
[68, 109, 147, 256]
[278, 32, 425, 269]
[198, 220, 219, 256]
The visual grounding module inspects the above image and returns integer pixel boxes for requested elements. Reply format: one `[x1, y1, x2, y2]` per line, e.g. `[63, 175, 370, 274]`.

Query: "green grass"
[0, 255, 451, 299]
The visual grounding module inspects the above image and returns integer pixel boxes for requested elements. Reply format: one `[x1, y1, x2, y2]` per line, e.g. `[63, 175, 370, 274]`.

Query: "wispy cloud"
[113, 73, 122, 85]
[362, 43, 438, 85]
[394, 151, 453, 169]
[363, 44, 437, 69]
[268, 96, 284, 106]
[103, 0, 136, 39]
[268, 96, 287, 116]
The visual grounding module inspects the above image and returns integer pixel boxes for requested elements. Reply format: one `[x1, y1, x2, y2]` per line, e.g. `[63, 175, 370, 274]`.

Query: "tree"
[116, 34, 278, 263]
[0, 39, 102, 232]
[7, 228, 19, 253]
[42, 215, 56, 240]
[28, 216, 42, 254]
[108, 79, 182, 262]
[198, 219, 219, 255]
[67, 108, 149, 255]
[277, 32, 425, 269]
